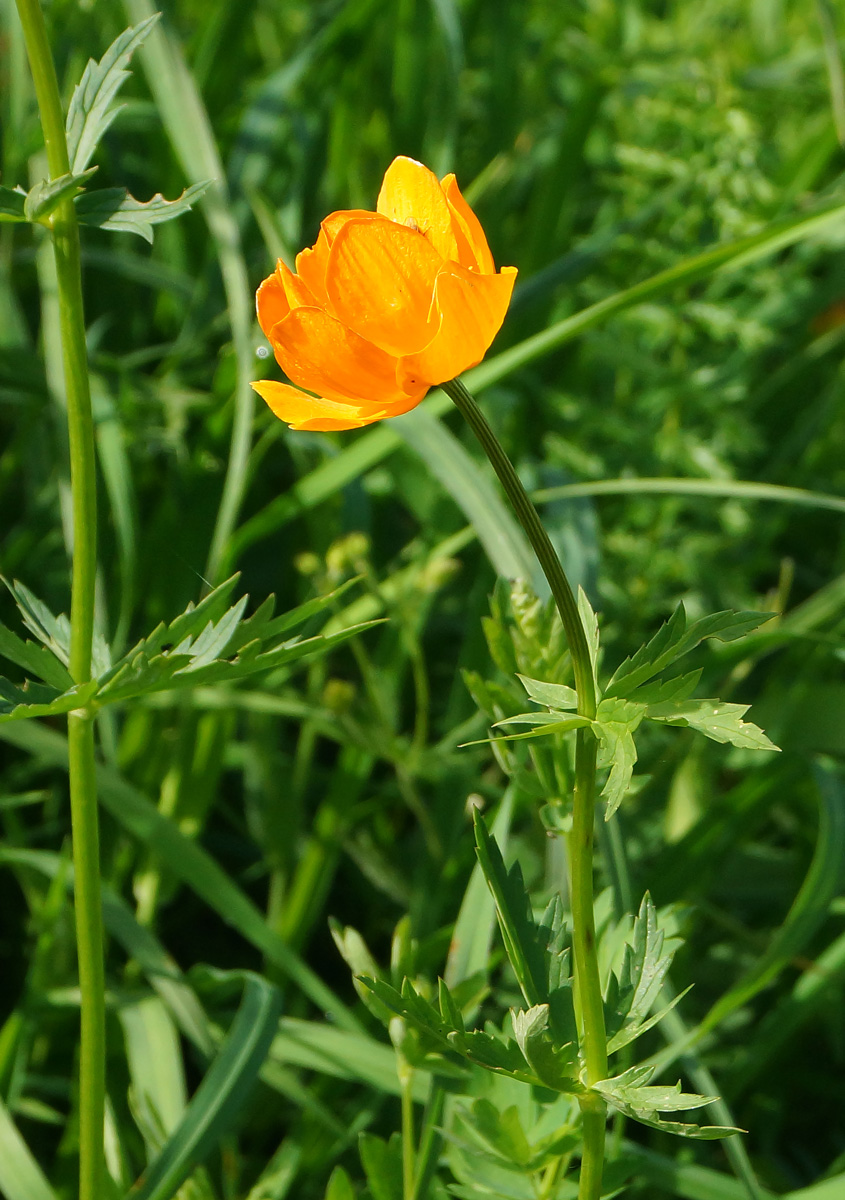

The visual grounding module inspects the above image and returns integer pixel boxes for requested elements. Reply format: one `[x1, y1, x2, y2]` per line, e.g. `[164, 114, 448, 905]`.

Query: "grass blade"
[129, 975, 281, 1200]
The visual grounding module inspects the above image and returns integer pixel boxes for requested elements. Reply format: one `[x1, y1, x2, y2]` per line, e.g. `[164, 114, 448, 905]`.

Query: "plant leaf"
[0, 678, 97, 723]
[517, 674, 578, 710]
[510, 1005, 579, 1092]
[0, 1094, 57, 1200]
[594, 698, 646, 817]
[127, 974, 281, 1200]
[66, 15, 160, 173]
[647, 699, 779, 751]
[75, 181, 211, 243]
[0, 186, 26, 222]
[23, 169, 97, 222]
[472, 812, 549, 1007]
[358, 1133, 403, 1200]
[606, 606, 772, 699]
[0, 621, 73, 690]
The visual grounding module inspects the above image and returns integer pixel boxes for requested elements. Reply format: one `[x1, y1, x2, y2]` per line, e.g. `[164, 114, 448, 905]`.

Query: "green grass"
[1, 0, 845, 1197]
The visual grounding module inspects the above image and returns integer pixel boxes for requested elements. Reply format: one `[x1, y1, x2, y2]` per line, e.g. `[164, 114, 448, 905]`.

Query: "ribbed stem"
[442, 377, 607, 1200]
[14, 3, 104, 1197]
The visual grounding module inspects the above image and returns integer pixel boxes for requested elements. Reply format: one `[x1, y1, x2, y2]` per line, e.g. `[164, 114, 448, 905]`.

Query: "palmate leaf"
[75, 182, 211, 244]
[605, 605, 772, 700]
[66, 14, 160, 174]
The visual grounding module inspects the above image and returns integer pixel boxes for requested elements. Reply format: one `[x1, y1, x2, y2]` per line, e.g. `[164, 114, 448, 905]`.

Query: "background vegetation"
[1, 0, 845, 1197]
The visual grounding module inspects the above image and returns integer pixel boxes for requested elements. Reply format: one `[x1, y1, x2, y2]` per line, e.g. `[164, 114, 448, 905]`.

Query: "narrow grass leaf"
[0, 1094, 57, 1200]
[129, 975, 281, 1200]
[392, 406, 542, 591]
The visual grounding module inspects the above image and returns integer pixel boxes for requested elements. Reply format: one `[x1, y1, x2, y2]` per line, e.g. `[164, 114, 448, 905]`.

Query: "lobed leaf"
[0, 678, 97, 724]
[594, 698, 646, 817]
[517, 674, 578, 710]
[0, 186, 26, 222]
[23, 169, 97, 222]
[605, 895, 683, 1053]
[472, 812, 549, 1007]
[510, 1004, 579, 1092]
[0, 621, 73, 691]
[646, 699, 779, 751]
[66, 15, 161, 173]
[606, 605, 772, 699]
[75, 181, 211, 243]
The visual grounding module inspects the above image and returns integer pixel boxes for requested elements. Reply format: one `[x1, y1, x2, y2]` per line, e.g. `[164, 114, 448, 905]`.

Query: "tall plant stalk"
[14, 2, 104, 1197]
[442, 378, 608, 1200]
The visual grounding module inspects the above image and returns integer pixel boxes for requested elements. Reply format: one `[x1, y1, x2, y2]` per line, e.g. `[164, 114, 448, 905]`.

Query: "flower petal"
[397, 263, 517, 388]
[441, 174, 495, 274]
[256, 269, 291, 339]
[278, 258, 317, 309]
[268, 305, 426, 407]
[294, 209, 373, 308]
[326, 216, 443, 356]
[252, 380, 388, 431]
[377, 156, 459, 262]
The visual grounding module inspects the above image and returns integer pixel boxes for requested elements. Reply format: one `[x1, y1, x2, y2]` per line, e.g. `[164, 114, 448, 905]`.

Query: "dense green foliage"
[1, 0, 845, 1197]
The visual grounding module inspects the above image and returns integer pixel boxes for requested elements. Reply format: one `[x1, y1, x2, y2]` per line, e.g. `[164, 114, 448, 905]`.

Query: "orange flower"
[252, 157, 517, 431]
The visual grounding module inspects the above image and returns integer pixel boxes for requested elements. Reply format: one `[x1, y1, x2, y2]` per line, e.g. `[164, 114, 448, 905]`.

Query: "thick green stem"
[442, 377, 607, 1200]
[14, 1, 104, 1196]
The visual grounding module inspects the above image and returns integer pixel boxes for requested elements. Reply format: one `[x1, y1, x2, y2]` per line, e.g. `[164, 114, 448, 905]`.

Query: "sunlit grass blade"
[0, 1094, 57, 1200]
[121, 0, 254, 585]
[128, 975, 281, 1200]
[393, 407, 542, 590]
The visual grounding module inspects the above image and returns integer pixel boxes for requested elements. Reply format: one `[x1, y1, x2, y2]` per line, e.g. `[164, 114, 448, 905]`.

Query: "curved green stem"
[14, 2, 104, 1196]
[441, 379, 596, 716]
[442, 377, 607, 1200]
